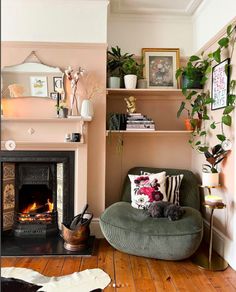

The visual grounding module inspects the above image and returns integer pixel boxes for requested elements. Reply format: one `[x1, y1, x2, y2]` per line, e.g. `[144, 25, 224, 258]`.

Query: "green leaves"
[227, 24, 233, 36]
[210, 122, 216, 129]
[189, 55, 201, 62]
[222, 114, 232, 126]
[199, 146, 209, 153]
[175, 68, 182, 79]
[217, 134, 226, 142]
[213, 48, 221, 63]
[177, 101, 186, 118]
[218, 37, 229, 48]
[223, 105, 234, 114]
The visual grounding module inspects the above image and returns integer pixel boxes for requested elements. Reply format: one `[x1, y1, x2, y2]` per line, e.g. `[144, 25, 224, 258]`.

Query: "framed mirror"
[1, 62, 65, 99]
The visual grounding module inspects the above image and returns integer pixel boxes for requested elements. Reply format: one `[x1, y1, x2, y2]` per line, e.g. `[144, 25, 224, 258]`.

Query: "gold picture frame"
[142, 48, 180, 89]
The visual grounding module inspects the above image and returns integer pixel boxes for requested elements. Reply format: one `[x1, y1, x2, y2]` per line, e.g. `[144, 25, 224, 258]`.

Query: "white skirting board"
[203, 219, 236, 270]
[90, 218, 104, 238]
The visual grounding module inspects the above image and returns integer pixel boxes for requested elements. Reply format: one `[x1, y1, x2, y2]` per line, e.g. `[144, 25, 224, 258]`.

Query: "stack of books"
[126, 113, 155, 131]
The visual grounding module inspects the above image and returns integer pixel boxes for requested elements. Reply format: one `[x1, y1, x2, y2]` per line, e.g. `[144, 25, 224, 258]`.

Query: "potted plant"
[122, 58, 140, 89]
[136, 60, 146, 88]
[202, 144, 228, 187]
[56, 102, 68, 118]
[107, 46, 134, 88]
[175, 54, 211, 89]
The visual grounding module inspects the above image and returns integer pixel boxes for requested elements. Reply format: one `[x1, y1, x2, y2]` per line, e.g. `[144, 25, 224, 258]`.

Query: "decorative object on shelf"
[142, 48, 180, 89]
[176, 23, 236, 155]
[126, 113, 155, 131]
[80, 99, 94, 119]
[64, 133, 71, 142]
[107, 113, 127, 131]
[107, 46, 134, 88]
[5, 140, 16, 151]
[71, 133, 81, 142]
[211, 58, 229, 110]
[202, 144, 228, 187]
[65, 66, 85, 116]
[137, 78, 147, 89]
[122, 58, 144, 89]
[124, 95, 136, 113]
[53, 76, 63, 93]
[55, 100, 68, 118]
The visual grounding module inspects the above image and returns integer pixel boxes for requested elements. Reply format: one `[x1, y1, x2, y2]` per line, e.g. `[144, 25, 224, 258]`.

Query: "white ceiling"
[110, 0, 204, 16]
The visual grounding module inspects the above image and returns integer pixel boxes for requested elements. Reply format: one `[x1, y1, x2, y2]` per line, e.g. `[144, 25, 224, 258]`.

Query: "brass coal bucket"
[62, 212, 93, 251]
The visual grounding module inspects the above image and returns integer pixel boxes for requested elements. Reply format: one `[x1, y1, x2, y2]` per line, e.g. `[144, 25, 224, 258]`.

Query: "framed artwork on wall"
[142, 48, 180, 89]
[30, 76, 48, 97]
[211, 58, 229, 110]
[53, 76, 63, 93]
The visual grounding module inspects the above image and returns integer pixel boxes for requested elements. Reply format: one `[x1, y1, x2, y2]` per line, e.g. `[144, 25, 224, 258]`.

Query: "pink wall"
[1, 41, 107, 218]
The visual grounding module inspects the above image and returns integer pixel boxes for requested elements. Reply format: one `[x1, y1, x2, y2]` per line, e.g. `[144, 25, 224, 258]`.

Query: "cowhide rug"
[1, 267, 111, 292]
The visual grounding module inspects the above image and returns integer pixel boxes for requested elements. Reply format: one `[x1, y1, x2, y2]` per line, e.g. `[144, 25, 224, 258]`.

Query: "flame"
[46, 199, 54, 212]
[21, 202, 38, 213]
[21, 198, 53, 214]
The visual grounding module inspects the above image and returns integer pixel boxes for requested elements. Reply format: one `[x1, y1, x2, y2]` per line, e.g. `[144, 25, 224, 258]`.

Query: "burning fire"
[21, 198, 53, 214]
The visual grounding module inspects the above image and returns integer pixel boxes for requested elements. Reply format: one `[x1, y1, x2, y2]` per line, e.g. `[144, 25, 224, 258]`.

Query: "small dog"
[147, 201, 185, 221]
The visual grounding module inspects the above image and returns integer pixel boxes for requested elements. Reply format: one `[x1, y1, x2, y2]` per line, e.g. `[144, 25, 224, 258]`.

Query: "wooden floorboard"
[1, 239, 236, 291]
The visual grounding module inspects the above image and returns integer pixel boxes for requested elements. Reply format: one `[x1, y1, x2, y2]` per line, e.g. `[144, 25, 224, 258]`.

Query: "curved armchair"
[100, 167, 203, 260]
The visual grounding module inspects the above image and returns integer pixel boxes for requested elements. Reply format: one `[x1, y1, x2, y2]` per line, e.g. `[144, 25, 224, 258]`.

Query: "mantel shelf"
[1, 116, 92, 122]
[1, 141, 84, 151]
[106, 130, 191, 136]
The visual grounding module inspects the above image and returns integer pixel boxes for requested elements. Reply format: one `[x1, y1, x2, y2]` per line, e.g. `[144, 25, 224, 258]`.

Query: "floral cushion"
[128, 172, 166, 209]
[141, 171, 183, 205]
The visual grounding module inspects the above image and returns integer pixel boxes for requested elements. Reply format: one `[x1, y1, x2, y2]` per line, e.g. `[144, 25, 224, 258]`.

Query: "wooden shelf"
[106, 130, 191, 136]
[1, 116, 92, 122]
[106, 88, 184, 100]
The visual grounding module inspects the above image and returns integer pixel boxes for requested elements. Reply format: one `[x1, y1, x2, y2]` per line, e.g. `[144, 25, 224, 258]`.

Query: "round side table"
[191, 186, 228, 271]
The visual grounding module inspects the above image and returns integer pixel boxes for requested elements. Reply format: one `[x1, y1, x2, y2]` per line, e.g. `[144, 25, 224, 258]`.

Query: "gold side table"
[191, 186, 228, 271]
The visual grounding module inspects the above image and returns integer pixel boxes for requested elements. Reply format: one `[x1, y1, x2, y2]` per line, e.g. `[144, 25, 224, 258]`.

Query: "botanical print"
[133, 175, 163, 209]
[30, 76, 48, 97]
[212, 59, 229, 110]
[149, 56, 174, 87]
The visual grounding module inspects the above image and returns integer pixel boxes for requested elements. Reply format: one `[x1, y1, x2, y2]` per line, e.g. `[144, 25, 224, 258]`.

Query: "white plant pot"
[124, 74, 137, 89]
[80, 99, 94, 119]
[108, 76, 120, 88]
[202, 172, 219, 187]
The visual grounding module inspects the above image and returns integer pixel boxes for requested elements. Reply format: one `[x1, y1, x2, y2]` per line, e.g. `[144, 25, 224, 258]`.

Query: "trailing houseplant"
[176, 23, 236, 185]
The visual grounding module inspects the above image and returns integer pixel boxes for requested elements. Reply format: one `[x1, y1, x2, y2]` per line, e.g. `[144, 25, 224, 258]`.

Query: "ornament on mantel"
[65, 66, 85, 116]
[77, 73, 104, 119]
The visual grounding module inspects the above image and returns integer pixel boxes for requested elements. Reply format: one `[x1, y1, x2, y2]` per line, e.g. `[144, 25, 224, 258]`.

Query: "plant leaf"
[195, 141, 201, 146]
[177, 101, 186, 118]
[218, 37, 229, 48]
[213, 48, 221, 63]
[223, 105, 234, 114]
[189, 55, 201, 62]
[210, 122, 216, 129]
[203, 114, 210, 120]
[222, 114, 232, 126]
[228, 94, 236, 104]
[217, 134, 226, 141]
[175, 68, 182, 79]
[227, 24, 232, 37]
[200, 131, 207, 136]
[199, 146, 209, 152]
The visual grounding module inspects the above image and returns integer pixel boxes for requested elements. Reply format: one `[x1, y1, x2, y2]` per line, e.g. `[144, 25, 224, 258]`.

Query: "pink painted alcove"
[1, 41, 107, 221]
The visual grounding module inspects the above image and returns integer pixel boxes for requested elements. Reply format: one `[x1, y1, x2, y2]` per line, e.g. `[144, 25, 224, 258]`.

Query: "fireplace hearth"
[1, 151, 75, 238]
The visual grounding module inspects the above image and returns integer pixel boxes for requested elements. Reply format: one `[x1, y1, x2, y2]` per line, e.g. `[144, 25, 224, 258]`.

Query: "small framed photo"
[142, 48, 180, 89]
[53, 76, 63, 93]
[211, 58, 229, 110]
[50, 92, 58, 100]
[30, 76, 48, 97]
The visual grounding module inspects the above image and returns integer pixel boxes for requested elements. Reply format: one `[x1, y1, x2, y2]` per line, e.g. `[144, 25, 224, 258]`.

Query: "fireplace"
[1, 151, 75, 238]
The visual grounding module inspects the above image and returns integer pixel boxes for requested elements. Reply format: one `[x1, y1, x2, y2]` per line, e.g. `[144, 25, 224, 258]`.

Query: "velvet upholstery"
[100, 167, 203, 260]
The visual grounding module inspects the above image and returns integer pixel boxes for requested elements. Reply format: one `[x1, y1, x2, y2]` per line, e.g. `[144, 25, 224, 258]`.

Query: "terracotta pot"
[184, 119, 202, 131]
